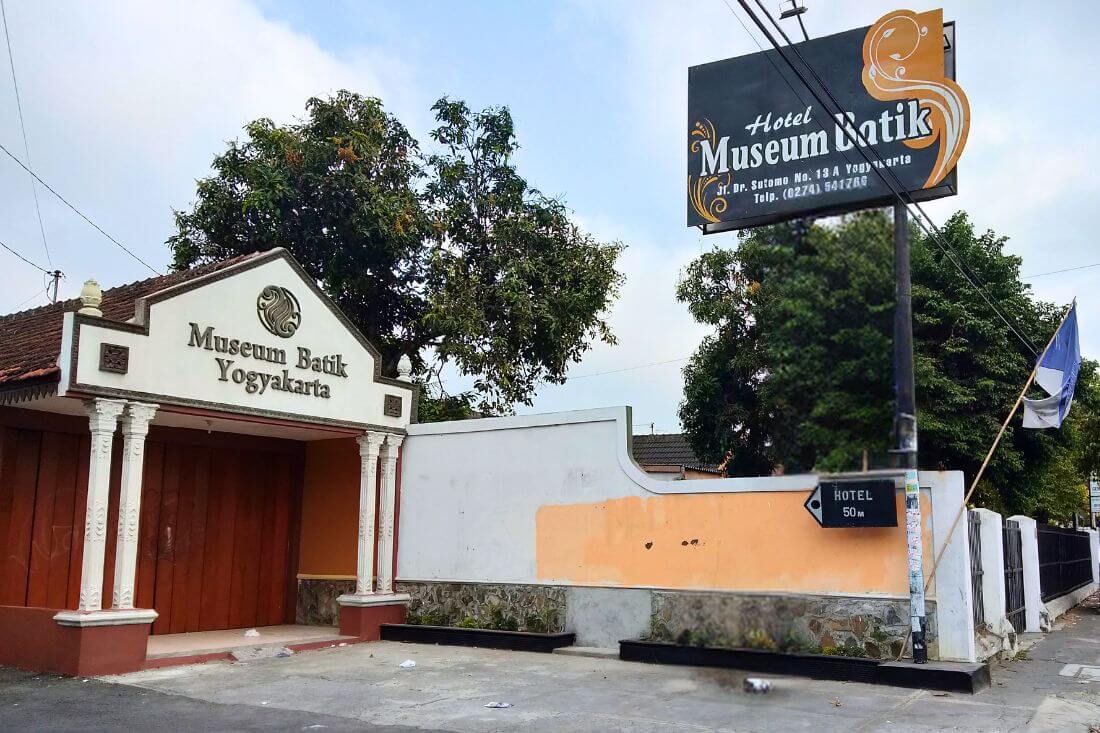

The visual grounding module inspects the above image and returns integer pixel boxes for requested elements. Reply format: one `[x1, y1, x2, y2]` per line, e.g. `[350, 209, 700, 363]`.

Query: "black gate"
[968, 511, 984, 628]
[1038, 524, 1093, 602]
[1003, 519, 1026, 632]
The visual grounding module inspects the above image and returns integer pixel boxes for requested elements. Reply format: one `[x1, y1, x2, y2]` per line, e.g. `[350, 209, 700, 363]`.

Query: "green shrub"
[648, 614, 672, 642]
[457, 615, 480, 629]
[820, 642, 868, 658]
[521, 607, 560, 634]
[743, 629, 777, 651]
[777, 632, 813, 654]
[487, 606, 519, 631]
[691, 631, 713, 648]
[418, 609, 453, 627]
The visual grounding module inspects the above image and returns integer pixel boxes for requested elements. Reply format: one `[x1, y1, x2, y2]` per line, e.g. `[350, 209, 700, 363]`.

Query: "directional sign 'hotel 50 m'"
[687, 8, 969, 230]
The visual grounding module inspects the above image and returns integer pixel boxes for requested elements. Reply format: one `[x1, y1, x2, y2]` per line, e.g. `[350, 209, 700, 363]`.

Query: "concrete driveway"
[96, 608, 1100, 733]
[3, 603, 1100, 732]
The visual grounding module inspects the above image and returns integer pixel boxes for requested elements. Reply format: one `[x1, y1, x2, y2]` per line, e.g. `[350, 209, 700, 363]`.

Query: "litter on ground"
[484, 702, 513, 709]
[743, 678, 772, 694]
[399, 660, 417, 669]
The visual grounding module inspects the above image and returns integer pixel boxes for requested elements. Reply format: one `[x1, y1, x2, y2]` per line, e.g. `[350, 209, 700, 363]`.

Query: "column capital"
[382, 432, 405, 456]
[121, 402, 158, 435]
[356, 431, 386, 458]
[85, 398, 125, 432]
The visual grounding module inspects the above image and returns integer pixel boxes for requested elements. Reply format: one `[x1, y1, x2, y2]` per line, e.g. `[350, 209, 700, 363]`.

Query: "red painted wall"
[298, 437, 359, 577]
[0, 605, 149, 676]
[0, 406, 304, 633]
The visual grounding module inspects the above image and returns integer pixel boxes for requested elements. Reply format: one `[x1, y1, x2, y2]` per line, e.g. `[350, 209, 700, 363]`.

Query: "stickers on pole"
[804, 478, 898, 528]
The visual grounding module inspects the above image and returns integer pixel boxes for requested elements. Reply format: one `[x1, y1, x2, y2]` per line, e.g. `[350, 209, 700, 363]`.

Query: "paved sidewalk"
[4, 599, 1100, 731]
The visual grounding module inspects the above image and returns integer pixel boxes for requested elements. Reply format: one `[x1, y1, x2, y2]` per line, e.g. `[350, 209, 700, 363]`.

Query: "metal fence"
[1038, 524, 1093, 602]
[968, 511, 984, 628]
[1003, 519, 1026, 632]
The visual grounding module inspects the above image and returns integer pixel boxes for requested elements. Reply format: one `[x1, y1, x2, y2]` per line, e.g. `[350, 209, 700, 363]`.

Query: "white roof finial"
[77, 279, 103, 317]
[397, 354, 413, 381]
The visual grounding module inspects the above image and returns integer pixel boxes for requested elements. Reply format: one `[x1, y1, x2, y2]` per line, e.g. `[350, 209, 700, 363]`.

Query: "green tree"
[678, 210, 1094, 519]
[170, 91, 623, 415]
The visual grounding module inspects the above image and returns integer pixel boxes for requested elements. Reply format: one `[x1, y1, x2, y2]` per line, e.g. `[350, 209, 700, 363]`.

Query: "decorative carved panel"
[99, 343, 129, 374]
[384, 394, 402, 418]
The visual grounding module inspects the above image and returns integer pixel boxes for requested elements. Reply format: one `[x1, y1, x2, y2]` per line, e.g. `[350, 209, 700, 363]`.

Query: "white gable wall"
[61, 253, 411, 430]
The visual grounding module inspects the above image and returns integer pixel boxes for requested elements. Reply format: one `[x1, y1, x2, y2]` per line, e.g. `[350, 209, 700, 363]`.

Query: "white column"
[376, 433, 404, 595]
[1009, 515, 1042, 633]
[1088, 528, 1099, 585]
[111, 402, 158, 610]
[974, 508, 1008, 630]
[78, 398, 125, 611]
[926, 471, 976, 662]
[353, 432, 384, 595]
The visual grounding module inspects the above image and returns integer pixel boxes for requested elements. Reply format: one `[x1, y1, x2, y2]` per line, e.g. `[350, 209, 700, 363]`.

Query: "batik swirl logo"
[861, 8, 970, 188]
[256, 285, 301, 338]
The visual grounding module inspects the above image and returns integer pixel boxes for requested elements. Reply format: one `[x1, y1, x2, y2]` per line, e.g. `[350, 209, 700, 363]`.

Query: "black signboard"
[687, 9, 967, 231]
[804, 479, 898, 528]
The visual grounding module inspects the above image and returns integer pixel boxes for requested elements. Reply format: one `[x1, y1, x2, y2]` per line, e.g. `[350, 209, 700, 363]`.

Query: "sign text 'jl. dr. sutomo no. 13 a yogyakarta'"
[687, 8, 970, 231]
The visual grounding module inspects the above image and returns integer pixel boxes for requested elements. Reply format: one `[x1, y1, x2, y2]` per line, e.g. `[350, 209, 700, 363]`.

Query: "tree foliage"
[169, 91, 623, 414]
[678, 210, 1094, 520]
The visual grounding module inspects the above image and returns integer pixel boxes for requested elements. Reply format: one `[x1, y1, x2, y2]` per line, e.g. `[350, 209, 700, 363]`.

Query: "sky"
[0, 1, 1096, 435]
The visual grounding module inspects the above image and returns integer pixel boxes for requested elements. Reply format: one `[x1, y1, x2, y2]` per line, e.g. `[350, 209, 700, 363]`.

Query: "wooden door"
[137, 438, 302, 635]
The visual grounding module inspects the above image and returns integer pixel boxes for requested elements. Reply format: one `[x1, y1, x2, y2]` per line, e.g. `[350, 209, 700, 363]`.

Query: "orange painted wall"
[536, 491, 934, 596]
[298, 438, 359, 577]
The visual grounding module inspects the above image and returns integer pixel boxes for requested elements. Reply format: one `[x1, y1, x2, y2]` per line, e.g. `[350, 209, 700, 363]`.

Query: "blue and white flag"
[1022, 303, 1081, 429]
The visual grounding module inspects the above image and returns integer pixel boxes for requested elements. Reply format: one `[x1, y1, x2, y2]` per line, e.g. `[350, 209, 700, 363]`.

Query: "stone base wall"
[651, 591, 937, 660]
[396, 581, 566, 633]
[397, 581, 938, 660]
[296, 578, 355, 626]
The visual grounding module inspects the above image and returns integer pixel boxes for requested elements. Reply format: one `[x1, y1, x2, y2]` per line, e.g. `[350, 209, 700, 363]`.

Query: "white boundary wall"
[400, 406, 975, 661]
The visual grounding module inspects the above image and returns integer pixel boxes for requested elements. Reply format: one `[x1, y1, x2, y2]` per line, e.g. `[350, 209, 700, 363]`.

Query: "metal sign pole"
[892, 203, 927, 664]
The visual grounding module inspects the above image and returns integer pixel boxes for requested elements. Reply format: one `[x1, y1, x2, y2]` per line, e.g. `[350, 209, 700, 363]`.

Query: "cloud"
[0, 0, 404, 309]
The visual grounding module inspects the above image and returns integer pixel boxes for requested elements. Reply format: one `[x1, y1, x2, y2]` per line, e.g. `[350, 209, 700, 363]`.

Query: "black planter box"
[619, 640, 989, 694]
[380, 624, 575, 653]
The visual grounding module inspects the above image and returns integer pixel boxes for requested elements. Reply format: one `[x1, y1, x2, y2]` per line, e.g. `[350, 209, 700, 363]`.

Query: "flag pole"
[895, 299, 1074, 660]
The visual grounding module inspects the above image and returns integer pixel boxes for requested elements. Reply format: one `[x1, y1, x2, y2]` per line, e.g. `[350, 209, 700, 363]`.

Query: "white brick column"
[353, 432, 385, 595]
[77, 398, 125, 611]
[973, 508, 1008, 630]
[1008, 515, 1042, 633]
[376, 433, 404, 595]
[111, 402, 158, 610]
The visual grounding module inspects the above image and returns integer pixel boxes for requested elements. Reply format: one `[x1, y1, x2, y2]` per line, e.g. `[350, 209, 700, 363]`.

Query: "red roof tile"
[0, 253, 262, 389]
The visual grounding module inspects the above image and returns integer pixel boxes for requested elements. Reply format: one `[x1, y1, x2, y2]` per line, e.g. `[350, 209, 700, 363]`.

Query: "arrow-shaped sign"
[804, 479, 898, 528]
[804, 485, 824, 526]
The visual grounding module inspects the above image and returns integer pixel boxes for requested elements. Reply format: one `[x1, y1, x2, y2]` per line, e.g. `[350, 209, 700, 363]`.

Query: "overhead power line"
[721, 0, 1040, 357]
[7, 285, 47, 312]
[1024, 262, 1100, 279]
[0, 140, 161, 275]
[563, 357, 690, 381]
[0, 235, 48, 273]
[1, 0, 51, 268]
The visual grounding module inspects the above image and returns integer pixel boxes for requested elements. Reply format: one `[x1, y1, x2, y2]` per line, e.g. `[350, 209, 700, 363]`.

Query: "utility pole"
[892, 203, 926, 664]
[47, 269, 62, 304]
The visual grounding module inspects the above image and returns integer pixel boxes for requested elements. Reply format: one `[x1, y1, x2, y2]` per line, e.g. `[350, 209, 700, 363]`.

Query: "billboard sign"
[687, 8, 969, 231]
